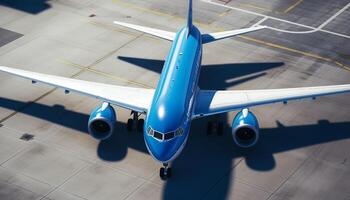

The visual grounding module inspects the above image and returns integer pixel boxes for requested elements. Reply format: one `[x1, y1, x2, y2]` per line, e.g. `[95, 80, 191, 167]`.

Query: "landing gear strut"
[160, 163, 172, 180]
[126, 111, 144, 132]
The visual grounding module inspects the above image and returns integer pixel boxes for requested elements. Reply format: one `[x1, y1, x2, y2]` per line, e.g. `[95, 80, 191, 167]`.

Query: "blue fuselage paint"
[144, 26, 202, 163]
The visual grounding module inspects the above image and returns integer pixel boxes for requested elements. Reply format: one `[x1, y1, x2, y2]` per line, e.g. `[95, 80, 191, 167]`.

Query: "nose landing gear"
[160, 163, 172, 180]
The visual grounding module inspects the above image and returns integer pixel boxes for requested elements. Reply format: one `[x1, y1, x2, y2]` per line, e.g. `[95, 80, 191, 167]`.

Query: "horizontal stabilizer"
[202, 25, 266, 44]
[113, 21, 175, 41]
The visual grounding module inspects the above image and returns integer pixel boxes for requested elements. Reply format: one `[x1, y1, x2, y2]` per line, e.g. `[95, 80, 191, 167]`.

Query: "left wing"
[194, 84, 350, 118]
[202, 25, 266, 44]
[114, 21, 176, 41]
[0, 66, 154, 113]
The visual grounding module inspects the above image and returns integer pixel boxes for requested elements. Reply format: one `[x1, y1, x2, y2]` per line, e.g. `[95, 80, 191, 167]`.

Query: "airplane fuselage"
[144, 26, 202, 163]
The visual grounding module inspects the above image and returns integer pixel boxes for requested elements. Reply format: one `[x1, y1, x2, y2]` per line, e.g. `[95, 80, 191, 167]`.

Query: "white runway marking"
[202, 0, 350, 39]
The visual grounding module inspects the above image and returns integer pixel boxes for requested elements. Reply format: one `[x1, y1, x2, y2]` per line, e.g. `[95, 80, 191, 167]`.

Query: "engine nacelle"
[88, 102, 116, 140]
[232, 109, 259, 148]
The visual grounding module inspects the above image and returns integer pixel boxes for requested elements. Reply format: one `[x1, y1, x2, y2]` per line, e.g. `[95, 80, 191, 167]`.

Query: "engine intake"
[232, 109, 259, 148]
[88, 102, 116, 140]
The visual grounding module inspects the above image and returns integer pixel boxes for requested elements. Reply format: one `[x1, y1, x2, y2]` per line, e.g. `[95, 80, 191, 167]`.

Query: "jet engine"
[231, 109, 259, 148]
[88, 102, 116, 140]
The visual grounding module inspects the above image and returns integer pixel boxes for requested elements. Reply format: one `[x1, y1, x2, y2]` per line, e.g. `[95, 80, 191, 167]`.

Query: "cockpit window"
[147, 126, 184, 141]
[175, 128, 184, 136]
[164, 132, 175, 140]
[153, 131, 163, 140]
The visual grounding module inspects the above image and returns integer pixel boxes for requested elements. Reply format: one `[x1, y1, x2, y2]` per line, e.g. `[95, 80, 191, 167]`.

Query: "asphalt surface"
[0, 0, 349, 199]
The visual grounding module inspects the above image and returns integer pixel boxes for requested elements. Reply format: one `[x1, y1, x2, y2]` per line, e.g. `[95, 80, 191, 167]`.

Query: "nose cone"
[144, 135, 181, 163]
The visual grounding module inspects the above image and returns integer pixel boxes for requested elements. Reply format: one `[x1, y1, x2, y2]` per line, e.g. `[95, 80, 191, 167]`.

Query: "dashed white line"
[201, 0, 350, 39]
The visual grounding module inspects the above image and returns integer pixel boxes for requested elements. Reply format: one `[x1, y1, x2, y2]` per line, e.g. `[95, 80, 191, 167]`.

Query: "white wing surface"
[202, 25, 266, 44]
[194, 84, 350, 118]
[0, 66, 154, 113]
[114, 21, 176, 41]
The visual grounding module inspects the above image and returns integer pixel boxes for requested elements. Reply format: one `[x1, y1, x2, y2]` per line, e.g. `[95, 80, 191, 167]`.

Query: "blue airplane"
[1, 0, 350, 180]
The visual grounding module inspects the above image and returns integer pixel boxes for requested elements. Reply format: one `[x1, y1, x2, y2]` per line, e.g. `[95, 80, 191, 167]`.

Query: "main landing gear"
[126, 111, 144, 132]
[160, 163, 172, 180]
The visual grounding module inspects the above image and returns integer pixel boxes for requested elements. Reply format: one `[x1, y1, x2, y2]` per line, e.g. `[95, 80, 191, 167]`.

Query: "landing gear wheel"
[160, 167, 166, 180]
[159, 163, 171, 180]
[126, 118, 133, 132]
[137, 119, 144, 133]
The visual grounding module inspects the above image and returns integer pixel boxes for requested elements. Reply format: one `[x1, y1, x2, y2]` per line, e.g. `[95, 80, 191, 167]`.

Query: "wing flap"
[194, 84, 350, 117]
[0, 66, 154, 113]
[113, 21, 175, 41]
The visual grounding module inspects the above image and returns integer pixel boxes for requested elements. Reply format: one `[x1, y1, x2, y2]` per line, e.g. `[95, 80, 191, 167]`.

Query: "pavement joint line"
[234, 177, 272, 194]
[201, 0, 350, 39]
[265, 146, 323, 200]
[59, 59, 154, 89]
[38, 163, 90, 200]
[0, 140, 33, 167]
[2, 159, 53, 186]
[283, 0, 303, 14]
[110, 0, 350, 72]
[199, 158, 245, 200]
[122, 180, 147, 200]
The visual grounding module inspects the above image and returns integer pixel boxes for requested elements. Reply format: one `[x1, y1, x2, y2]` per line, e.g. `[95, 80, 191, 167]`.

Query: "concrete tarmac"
[0, 0, 349, 199]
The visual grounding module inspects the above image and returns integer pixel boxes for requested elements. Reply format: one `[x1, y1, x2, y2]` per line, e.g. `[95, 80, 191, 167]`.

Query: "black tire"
[137, 119, 144, 133]
[126, 119, 133, 132]
[217, 122, 224, 136]
[160, 167, 166, 180]
[207, 121, 213, 135]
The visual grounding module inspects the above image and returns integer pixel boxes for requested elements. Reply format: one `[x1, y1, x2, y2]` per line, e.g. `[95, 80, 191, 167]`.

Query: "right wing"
[194, 84, 350, 118]
[202, 25, 266, 44]
[0, 66, 154, 113]
[114, 21, 176, 41]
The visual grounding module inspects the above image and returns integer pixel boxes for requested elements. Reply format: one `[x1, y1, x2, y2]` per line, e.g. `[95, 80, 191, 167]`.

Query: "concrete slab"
[61, 164, 144, 200]
[269, 155, 350, 200]
[0, 166, 52, 200]
[125, 182, 163, 200]
[2, 143, 87, 186]
[204, 179, 271, 200]
[0, 127, 28, 164]
[45, 189, 86, 200]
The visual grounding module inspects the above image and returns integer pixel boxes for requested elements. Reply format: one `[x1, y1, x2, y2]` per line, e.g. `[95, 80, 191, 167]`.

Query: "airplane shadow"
[1, 56, 349, 199]
[118, 56, 285, 89]
[0, 0, 51, 14]
[116, 55, 349, 199]
[0, 97, 350, 199]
